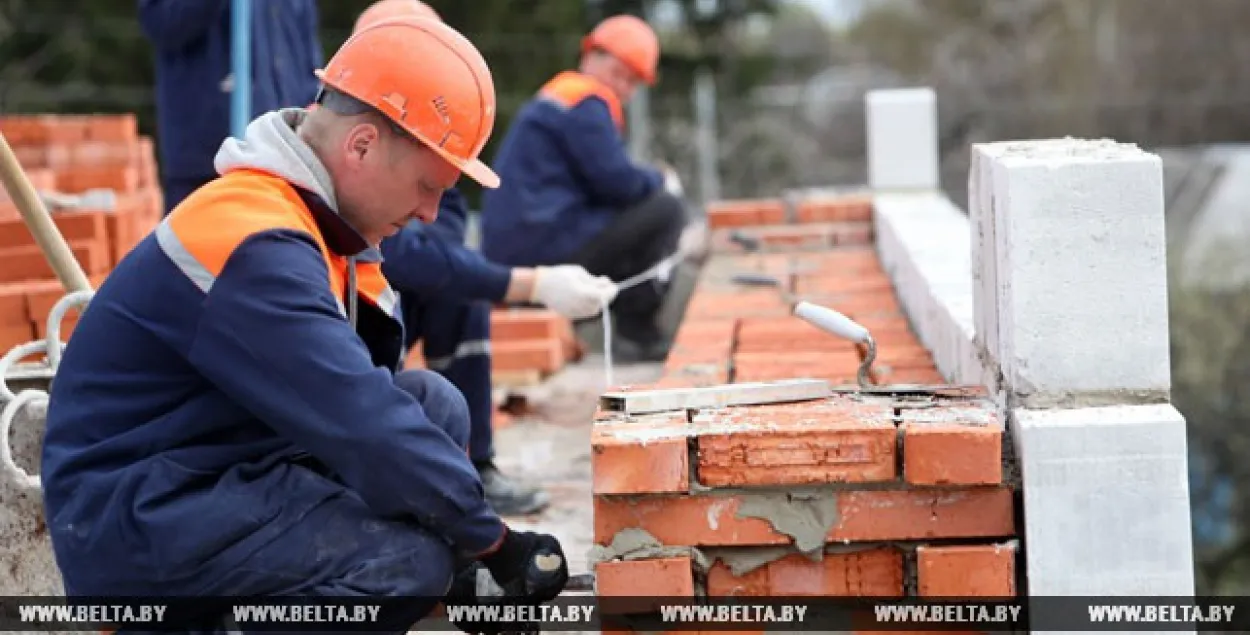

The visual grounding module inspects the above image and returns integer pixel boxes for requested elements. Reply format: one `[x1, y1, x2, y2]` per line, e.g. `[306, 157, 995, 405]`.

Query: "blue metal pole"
[230, 0, 252, 139]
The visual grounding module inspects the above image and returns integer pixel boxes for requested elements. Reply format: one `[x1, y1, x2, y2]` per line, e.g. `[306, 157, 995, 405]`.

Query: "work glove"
[655, 160, 684, 198]
[479, 528, 570, 604]
[531, 265, 618, 319]
[445, 529, 570, 634]
[676, 219, 709, 260]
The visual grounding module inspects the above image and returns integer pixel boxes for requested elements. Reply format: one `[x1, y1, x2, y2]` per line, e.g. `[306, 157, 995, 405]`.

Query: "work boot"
[476, 461, 550, 516]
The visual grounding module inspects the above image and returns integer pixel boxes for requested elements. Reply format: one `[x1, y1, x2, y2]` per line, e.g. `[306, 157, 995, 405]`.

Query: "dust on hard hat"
[318, 17, 499, 188]
[353, 0, 441, 34]
[582, 15, 660, 86]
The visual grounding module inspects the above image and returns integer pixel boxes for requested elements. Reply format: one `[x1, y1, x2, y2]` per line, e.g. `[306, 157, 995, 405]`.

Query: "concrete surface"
[866, 88, 939, 192]
[873, 191, 984, 387]
[1012, 404, 1196, 605]
[970, 138, 1172, 408]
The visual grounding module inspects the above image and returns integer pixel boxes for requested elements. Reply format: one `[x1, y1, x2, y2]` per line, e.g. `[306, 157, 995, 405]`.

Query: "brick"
[828, 222, 873, 246]
[692, 398, 897, 487]
[490, 309, 563, 340]
[0, 323, 36, 356]
[706, 547, 904, 597]
[596, 556, 694, 614]
[57, 166, 140, 193]
[796, 195, 873, 224]
[706, 199, 786, 229]
[902, 406, 1003, 486]
[794, 273, 895, 296]
[594, 488, 1016, 547]
[592, 413, 690, 495]
[491, 339, 564, 373]
[735, 318, 860, 354]
[916, 543, 1018, 598]
[0, 240, 109, 283]
[0, 211, 109, 250]
[0, 282, 31, 325]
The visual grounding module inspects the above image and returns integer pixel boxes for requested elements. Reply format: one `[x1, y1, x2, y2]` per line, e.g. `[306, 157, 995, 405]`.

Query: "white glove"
[655, 161, 683, 198]
[676, 219, 709, 259]
[530, 265, 619, 319]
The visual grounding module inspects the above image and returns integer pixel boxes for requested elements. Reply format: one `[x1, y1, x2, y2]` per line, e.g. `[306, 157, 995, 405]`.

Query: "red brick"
[0, 210, 109, 250]
[706, 199, 786, 229]
[692, 398, 897, 487]
[917, 543, 1018, 598]
[490, 309, 563, 340]
[592, 413, 690, 495]
[706, 547, 904, 597]
[829, 222, 873, 246]
[796, 195, 873, 224]
[902, 406, 1003, 486]
[596, 557, 694, 614]
[0, 282, 31, 325]
[594, 488, 1016, 547]
[59, 165, 141, 193]
[0, 240, 109, 284]
[491, 339, 564, 373]
[0, 323, 36, 356]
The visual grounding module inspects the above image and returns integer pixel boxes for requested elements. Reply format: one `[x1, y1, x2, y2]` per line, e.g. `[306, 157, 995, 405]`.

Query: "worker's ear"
[344, 123, 381, 164]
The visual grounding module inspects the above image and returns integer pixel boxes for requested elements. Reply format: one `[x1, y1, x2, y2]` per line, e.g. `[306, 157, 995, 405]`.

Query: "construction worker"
[357, 0, 618, 515]
[480, 14, 700, 363]
[138, 0, 325, 214]
[40, 17, 568, 628]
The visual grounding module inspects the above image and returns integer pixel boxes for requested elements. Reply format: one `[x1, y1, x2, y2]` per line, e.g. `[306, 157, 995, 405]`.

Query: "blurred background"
[2, 0, 1249, 594]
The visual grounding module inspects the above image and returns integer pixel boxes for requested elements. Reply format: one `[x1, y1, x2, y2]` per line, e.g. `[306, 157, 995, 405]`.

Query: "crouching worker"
[481, 15, 703, 362]
[40, 16, 567, 632]
[358, 0, 618, 516]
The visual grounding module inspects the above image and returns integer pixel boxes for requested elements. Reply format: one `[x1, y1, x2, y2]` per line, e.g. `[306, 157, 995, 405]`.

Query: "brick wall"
[0, 114, 162, 356]
[590, 192, 1019, 629]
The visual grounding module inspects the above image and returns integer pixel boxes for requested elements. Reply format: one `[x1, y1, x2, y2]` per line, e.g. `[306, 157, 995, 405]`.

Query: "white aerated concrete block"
[971, 139, 1171, 403]
[1013, 404, 1195, 605]
[866, 88, 939, 192]
[873, 192, 986, 386]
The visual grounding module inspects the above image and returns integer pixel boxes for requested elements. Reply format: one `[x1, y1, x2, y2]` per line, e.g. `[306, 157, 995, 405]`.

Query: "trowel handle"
[794, 301, 870, 344]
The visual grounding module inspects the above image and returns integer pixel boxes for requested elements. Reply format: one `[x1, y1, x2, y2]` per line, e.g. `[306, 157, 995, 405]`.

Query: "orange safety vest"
[159, 168, 399, 331]
[537, 70, 625, 130]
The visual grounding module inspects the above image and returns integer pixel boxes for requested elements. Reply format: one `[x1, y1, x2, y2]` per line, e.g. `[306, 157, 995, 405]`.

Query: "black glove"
[479, 528, 569, 604]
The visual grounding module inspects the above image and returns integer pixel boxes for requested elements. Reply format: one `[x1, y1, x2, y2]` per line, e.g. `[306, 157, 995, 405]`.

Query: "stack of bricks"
[590, 192, 1018, 630]
[406, 308, 579, 379]
[0, 114, 163, 355]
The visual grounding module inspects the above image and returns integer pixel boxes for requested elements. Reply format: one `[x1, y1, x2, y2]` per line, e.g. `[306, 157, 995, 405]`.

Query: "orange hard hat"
[582, 15, 659, 86]
[317, 17, 499, 188]
[353, 0, 440, 33]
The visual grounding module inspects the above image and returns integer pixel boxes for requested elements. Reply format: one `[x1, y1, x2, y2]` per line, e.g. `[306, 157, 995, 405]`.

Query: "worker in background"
[138, 0, 323, 214]
[480, 15, 703, 363]
[355, 0, 618, 516]
[40, 17, 568, 628]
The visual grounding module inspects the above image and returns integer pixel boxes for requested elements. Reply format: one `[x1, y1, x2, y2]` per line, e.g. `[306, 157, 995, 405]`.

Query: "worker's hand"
[655, 160, 683, 197]
[676, 219, 709, 259]
[531, 265, 618, 319]
[479, 528, 570, 605]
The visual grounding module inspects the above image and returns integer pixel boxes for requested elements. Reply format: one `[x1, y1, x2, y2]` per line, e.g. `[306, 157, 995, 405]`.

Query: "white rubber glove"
[530, 265, 619, 319]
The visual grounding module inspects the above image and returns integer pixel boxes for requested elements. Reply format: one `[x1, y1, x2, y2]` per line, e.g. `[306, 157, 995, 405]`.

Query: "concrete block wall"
[863, 88, 1197, 627]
